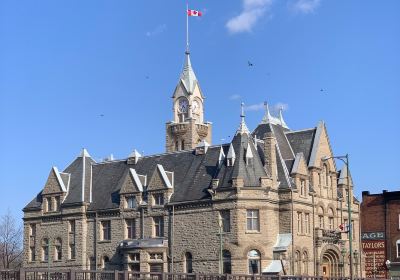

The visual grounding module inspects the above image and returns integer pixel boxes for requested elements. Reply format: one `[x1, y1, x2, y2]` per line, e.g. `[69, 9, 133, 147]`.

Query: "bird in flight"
[248, 61, 253, 67]
[99, 114, 104, 117]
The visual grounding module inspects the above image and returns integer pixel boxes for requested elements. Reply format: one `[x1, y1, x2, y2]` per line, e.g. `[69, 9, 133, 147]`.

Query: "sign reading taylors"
[362, 233, 387, 278]
[362, 232, 385, 240]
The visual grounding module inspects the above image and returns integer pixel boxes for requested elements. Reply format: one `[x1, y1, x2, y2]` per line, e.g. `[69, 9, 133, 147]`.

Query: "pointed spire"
[279, 107, 289, 129]
[180, 51, 198, 94]
[227, 143, 236, 166]
[218, 146, 226, 166]
[78, 148, 91, 158]
[236, 102, 250, 135]
[245, 142, 254, 159]
[262, 102, 274, 124]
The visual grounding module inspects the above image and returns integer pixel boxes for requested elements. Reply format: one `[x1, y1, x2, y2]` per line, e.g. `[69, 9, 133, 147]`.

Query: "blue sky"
[0, 0, 399, 221]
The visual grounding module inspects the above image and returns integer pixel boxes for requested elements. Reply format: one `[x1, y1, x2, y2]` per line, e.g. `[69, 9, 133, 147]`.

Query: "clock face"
[178, 99, 188, 113]
[192, 100, 200, 113]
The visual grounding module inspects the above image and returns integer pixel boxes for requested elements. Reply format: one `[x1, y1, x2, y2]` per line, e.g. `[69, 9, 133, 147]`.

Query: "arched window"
[102, 256, 110, 270]
[184, 252, 193, 273]
[42, 238, 49, 262]
[248, 250, 261, 274]
[223, 250, 232, 274]
[396, 240, 400, 258]
[295, 251, 301, 275]
[54, 238, 62, 261]
[328, 208, 334, 230]
[303, 252, 308, 275]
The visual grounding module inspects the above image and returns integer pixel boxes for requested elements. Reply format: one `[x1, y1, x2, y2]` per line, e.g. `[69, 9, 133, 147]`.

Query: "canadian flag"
[188, 9, 202, 17]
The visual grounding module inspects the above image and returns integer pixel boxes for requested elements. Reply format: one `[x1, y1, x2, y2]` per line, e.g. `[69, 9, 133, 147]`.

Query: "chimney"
[263, 131, 277, 187]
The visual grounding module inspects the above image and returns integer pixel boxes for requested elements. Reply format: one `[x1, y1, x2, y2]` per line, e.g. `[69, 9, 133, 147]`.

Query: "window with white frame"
[126, 196, 137, 209]
[153, 193, 164, 206]
[397, 240, 400, 258]
[246, 210, 260, 231]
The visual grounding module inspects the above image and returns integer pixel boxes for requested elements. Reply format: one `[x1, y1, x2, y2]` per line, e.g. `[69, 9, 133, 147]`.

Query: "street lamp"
[322, 154, 353, 280]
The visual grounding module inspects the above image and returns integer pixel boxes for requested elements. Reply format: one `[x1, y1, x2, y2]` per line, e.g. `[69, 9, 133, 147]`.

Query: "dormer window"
[126, 196, 137, 209]
[46, 198, 52, 212]
[153, 193, 164, 206]
[55, 196, 61, 211]
[227, 158, 235, 166]
[300, 179, 307, 196]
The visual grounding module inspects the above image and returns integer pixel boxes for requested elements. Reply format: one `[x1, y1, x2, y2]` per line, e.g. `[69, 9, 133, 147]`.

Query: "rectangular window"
[300, 180, 306, 196]
[43, 246, 49, 262]
[305, 213, 310, 234]
[153, 193, 164, 206]
[30, 247, 36, 262]
[246, 210, 260, 231]
[69, 220, 75, 234]
[126, 219, 136, 239]
[328, 217, 334, 230]
[69, 244, 75, 259]
[319, 215, 324, 229]
[47, 197, 52, 212]
[126, 197, 137, 209]
[101, 221, 111, 240]
[29, 224, 36, 245]
[397, 242, 400, 258]
[55, 196, 61, 211]
[297, 212, 302, 234]
[153, 216, 164, 237]
[55, 244, 62, 261]
[219, 210, 231, 233]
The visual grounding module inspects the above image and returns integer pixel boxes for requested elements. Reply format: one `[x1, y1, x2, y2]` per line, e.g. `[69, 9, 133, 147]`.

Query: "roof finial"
[236, 102, 250, 135]
[262, 101, 274, 124]
[279, 106, 289, 129]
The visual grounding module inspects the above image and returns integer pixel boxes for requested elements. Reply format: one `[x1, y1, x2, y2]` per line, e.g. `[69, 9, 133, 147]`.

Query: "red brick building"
[361, 190, 400, 278]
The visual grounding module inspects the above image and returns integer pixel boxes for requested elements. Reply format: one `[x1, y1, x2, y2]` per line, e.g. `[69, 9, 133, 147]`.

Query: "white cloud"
[146, 24, 167, 37]
[290, 0, 321, 14]
[244, 102, 264, 111]
[271, 102, 289, 115]
[229, 94, 242, 100]
[226, 0, 273, 34]
[244, 102, 289, 114]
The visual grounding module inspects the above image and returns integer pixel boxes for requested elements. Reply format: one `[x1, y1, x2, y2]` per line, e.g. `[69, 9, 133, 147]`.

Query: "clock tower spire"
[165, 50, 212, 152]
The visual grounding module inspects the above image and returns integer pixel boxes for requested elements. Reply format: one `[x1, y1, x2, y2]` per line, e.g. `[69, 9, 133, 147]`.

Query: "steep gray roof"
[285, 128, 316, 165]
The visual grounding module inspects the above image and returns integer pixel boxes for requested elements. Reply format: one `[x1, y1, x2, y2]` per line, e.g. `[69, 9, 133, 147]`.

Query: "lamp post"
[323, 154, 353, 280]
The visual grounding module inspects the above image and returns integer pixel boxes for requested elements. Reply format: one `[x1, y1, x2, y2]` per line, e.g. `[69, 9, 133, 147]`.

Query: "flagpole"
[186, 1, 189, 53]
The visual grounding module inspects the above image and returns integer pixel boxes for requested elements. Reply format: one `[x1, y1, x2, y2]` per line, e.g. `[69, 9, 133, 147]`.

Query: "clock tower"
[165, 51, 212, 152]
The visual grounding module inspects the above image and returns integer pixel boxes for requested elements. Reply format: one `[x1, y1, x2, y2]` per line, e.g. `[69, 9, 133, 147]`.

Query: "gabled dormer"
[41, 167, 69, 213]
[119, 168, 146, 210]
[147, 164, 174, 207]
[291, 153, 309, 197]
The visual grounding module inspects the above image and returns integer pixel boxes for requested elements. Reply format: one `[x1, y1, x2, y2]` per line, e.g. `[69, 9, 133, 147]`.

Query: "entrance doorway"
[321, 249, 340, 277]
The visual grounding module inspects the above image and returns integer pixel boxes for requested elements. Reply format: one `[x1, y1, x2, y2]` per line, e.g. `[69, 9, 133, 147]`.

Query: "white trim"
[89, 164, 93, 203]
[396, 240, 400, 258]
[157, 164, 173, 189]
[52, 167, 67, 192]
[82, 153, 86, 202]
[129, 169, 144, 192]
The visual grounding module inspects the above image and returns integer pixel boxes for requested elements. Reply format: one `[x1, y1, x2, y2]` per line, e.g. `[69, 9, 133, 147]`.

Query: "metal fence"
[0, 271, 397, 280]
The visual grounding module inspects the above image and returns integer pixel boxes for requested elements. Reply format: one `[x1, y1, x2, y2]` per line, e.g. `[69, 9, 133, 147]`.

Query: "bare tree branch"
[0, 209, 23, 269]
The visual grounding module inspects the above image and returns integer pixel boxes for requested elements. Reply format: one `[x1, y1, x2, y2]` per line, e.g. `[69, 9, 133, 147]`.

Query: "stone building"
[361, 190, 400, 278]
[23, 49, 362, 277]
